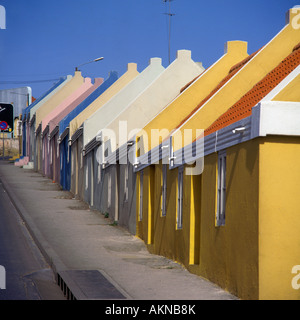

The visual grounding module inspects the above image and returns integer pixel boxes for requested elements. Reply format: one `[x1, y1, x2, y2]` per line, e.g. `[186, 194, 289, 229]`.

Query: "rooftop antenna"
[163, 0, 175, 65]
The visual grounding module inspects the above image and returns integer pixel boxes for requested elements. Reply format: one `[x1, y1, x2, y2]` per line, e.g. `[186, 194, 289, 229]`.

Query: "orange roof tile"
[175, 49, 260, 130]
[204, 43, 300, 136]
[180, 73, 202, 93]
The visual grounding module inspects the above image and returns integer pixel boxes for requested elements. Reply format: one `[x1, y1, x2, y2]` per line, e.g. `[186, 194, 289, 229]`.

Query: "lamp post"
[75, 57, 104, 71]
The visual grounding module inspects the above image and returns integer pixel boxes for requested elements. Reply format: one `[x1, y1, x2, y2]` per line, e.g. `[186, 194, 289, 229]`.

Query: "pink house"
[41, 77, 103, 178]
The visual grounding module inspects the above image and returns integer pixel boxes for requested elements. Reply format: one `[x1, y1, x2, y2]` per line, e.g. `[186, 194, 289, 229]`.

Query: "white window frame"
[97, 163, 102, 183]
[107, 172, 112, 209]
[177, 166, 184, 230]
[50, 143, 52, 165]
[71, 149, 74, 175]
[85, 165, 88, 191]
[60, 148, 63, 170]
[80, 148, 83, 169]
[124, 164, 129, 202]
[67, 144, 70, 163]
[216, 150, 226, 226]
[139, 170, 144, 221]
[161, 164, 167, 217]
[56, 138, 59, 158]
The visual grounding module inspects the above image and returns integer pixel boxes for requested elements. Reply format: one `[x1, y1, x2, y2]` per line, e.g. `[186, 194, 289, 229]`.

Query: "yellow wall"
[273, 73, 300, 102]
[197, 140, 259, 300]
[137, 41, 249, 155]
[135, 9, 300, 300]
[136, 139, 260, 300]
[173, 10, 300, 151]
[136, 134, 300, 300]
[136, 167, 153, 244]
[137, 164, 192, 267]
[69, 63, 139, 138]
[258, 136, 300, 300]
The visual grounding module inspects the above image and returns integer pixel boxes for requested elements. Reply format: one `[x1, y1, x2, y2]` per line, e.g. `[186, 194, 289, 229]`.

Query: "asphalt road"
[0, 179, 65, 300]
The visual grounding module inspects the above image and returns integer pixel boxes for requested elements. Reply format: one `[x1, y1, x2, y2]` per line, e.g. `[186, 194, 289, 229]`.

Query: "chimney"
[149, 57, 162, 66]
[224, 41, 248, 55]
[127, 63, 138, 71]
[176, 49, 192, 60]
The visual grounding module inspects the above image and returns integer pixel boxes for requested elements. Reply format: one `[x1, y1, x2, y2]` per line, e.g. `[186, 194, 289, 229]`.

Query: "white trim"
[107, 172, 112, 209]
[161, 164, 167, 217]
[216, 150, 226, 227]
[177, 166, 184, 229]
[261, 65, 300, 102]
[170, 24, 289, 139]
[139, 170, 144, 221]
[255, 101, 300, 137]
[124, 164, 129, 202]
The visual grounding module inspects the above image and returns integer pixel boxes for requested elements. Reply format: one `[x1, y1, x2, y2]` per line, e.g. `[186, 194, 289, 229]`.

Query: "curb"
[0, 169, 89, 300]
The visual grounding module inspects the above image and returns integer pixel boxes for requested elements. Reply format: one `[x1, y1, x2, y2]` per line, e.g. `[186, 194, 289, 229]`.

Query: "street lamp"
[75, 57, 104, 71]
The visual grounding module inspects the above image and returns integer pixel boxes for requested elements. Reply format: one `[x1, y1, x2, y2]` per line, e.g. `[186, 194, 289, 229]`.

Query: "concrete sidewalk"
[0, 161, 237, 300]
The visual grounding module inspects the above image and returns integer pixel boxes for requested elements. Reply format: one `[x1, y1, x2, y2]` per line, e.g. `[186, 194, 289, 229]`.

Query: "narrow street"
[0, 177, 65, 300]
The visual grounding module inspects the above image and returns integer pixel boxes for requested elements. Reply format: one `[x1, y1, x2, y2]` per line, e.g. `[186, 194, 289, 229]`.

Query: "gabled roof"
[47, 78, 103, 136]
[83, 58, 165, 147]
[59, 71, 119, 136]
[205, 43, 300, 136]
[175, 50, 260, 131]
[101, 50, 204, 155]
[23, 77, 67, 118]
[69, 63, 139, 138]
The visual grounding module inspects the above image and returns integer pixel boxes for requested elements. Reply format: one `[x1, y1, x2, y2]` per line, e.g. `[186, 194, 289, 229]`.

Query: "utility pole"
[163, 0, 175, 65]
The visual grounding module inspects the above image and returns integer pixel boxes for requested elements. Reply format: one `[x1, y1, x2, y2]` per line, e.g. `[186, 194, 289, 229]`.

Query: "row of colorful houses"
[15, 8, 300, 299]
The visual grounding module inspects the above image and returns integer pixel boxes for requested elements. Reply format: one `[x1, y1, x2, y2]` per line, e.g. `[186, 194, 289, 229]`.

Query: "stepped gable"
[204, 43, 300, 136]
[175, 49, 260, 130]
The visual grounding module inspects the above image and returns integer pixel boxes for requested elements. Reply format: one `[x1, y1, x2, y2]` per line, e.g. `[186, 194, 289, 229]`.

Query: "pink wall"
[42, 77, 103, 177]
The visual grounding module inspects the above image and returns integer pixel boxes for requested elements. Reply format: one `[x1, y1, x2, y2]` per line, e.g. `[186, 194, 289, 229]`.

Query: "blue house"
[58, 71, 119, 190]
[20, 77, 68, 164]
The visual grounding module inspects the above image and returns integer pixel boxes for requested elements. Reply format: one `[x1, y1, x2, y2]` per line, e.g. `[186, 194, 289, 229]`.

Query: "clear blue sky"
[0, 0, 297, 99]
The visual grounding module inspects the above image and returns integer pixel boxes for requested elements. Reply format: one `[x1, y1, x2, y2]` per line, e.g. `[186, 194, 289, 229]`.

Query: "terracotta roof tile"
[204, 43, 300, 136]
[180, 73, 202, 93]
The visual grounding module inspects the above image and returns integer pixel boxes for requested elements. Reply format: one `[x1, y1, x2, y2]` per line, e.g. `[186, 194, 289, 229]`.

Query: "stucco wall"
[136, 139, 260, 300]
[198, 140, 259, 300]
[258, 135, 300, 300]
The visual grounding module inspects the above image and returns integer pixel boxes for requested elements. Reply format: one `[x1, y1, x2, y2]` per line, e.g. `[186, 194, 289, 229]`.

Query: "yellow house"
[195, 44, 300, 300]
[134, 40, 249, 245]
[134, 9, 300, 300]
[137, 40, 249, 156]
